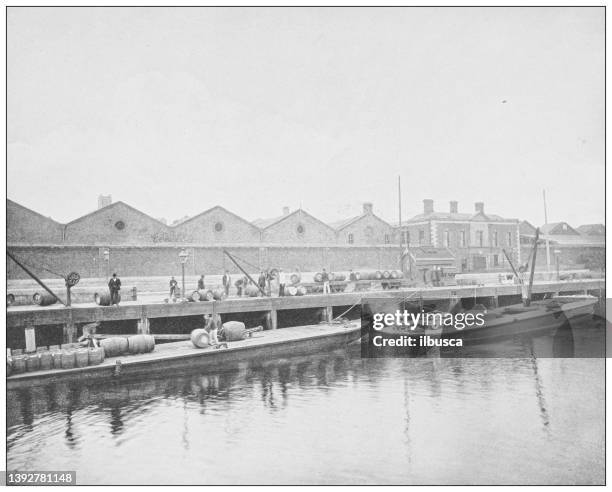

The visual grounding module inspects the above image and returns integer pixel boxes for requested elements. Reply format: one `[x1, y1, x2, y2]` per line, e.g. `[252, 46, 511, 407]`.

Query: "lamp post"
[103, 249, 110, 279]
[554, 249, 562, 281]
[179, 248, 189, 300]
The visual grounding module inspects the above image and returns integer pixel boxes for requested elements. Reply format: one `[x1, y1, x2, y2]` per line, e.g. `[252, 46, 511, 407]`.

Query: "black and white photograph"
[3, 5, 606, 486]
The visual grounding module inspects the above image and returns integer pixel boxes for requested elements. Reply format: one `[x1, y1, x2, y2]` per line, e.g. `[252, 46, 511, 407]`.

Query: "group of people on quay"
[106, 266, 344, 305]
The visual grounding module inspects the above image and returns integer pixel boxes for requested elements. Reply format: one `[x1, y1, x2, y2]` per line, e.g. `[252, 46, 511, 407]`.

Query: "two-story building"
[401, 199, 521, 272]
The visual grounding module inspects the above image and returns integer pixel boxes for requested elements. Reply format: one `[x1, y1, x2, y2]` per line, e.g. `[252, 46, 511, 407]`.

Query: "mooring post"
[269, 308, 278, 330]
[24, 326, 36, 353]
[63, 321, 76, 344]
[138, 307, 150, 334]
[325, 305, 333, 323]
[137, 316, 150, 334]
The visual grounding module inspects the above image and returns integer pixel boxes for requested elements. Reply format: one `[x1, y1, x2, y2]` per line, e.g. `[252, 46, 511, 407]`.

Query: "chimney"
[282, 206, 290, 216]
[363, 202, 373, 214]
[97, 194, 112, 210]
[423, 199, 434, 214]
[450, 201, 458, 214]
[475, 202, 484, 214]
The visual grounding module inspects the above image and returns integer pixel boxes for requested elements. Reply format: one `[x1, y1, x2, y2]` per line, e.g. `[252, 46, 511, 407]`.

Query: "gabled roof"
[576, 224, 605, 236]
[7, 198, 63, 225]
[254, 208, 336, 232]
[329, 211, 394, 231]
[66, 201, 169, 227]
[540, 222, 579, 236]
[174, 205, 260, 230]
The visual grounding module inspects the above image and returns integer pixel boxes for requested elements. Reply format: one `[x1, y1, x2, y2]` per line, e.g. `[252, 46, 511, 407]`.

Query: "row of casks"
[312, 270, 403, 282]
[7, 345, 106, 375]
[187, 288, 227, 302]
[7, 335, 156, 376]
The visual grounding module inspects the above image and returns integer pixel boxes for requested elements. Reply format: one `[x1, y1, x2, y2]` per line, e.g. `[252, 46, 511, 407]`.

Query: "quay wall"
[7, 244, 402, 280]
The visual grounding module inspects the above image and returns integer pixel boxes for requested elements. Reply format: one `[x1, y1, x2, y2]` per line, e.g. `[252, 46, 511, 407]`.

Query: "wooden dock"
[7, 278, 604, 352]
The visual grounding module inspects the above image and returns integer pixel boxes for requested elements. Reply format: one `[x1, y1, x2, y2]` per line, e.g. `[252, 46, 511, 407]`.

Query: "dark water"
[7, 319, 605, 485]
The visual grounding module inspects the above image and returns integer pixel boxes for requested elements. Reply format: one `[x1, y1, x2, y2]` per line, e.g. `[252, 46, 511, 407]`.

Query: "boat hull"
[7, 321, 361, 389]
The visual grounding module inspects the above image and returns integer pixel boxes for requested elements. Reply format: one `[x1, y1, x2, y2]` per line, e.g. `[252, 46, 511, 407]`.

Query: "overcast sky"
[7, 7, 604, 227]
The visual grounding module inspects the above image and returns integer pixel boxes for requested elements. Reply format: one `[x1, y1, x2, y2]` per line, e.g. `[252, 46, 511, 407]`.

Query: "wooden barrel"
[100, 337, 129, 358]
[245, 285, 259, 297]
[26, 354, 41, 372]
[222, 321, 246, 341]
[390, 270, 398, 279]
[198, 289, 214, 301]
[297, 286, 307, 296]
[285, 286, 298, 296]
[75, 349, 89, 368]
[32, 292, 57, 306]
[190, 290, 201, 302]
[354, 272, 361, 281]
[61, 350, 76, 369]
[7, 357, 12, 377]
[95, 292, 121, 306]
[212, 288, 225, 301]
[12, 355, 26, 374]
[7, 293, 15, 306]
[382, 270, 391, 279]
[51, 350, 63, 369]
[332, 273, 346, 282]
[127, 335, 155, 354]
[39, 351, 53, 370]
[290, 273, 301, 284]
[190, 328, 210, 348]
[374, 270, 383, 280]
[88, 347, 105, 366]
[314, 272, 323, 282]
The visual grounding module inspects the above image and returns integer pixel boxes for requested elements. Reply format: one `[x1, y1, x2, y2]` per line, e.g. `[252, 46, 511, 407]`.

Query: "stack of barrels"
[187, 289, 226, 302]
[7, 343, 107, 374]
[100, 335, 155, 357]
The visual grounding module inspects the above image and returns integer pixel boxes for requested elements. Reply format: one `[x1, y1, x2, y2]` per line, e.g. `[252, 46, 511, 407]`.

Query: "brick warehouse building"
[7, 198, 603, 279]
[7, 199, 400, 279]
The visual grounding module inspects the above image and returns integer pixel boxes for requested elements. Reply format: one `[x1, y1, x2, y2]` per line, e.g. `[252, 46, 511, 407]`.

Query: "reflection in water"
[6, 318, 605, 485]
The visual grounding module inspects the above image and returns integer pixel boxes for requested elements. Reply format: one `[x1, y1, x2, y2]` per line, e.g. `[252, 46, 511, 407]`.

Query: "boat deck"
[7, 321, 362, 388]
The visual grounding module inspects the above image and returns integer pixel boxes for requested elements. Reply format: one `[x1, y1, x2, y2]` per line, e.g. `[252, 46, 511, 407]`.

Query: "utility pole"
[543, 189, 551, 271]
[398, 176, 404, 273]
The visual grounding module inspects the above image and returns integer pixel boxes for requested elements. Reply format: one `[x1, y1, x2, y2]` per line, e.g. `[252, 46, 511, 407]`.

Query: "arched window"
[348, 233, 354, 244]
[297, 224, 305, 235]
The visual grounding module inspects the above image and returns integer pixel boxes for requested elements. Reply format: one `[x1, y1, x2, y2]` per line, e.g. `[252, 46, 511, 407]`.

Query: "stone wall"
[7, 244, 404, 279]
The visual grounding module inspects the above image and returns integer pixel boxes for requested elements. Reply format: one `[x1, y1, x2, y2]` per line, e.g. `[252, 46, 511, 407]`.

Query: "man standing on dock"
[222, 270, 231, 297]
[169, 276, 178, 299]
[278, 269, 286, 297]
[108, 273, 121, 306]
[322, 268, 331, 294]
[197, 274, 205, 290]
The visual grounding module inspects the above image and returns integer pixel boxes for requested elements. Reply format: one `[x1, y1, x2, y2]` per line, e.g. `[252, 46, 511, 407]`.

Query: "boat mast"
[398, 175, 404, 273]
[543, 189, 551, 271]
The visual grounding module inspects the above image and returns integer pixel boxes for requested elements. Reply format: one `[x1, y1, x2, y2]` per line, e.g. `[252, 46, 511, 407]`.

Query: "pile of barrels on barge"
[6, 334, 156, 376]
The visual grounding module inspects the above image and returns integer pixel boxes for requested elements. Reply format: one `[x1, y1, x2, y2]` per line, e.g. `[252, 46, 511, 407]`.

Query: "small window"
[114, 221, 125, 231]
[493, 231, 498, 247]
[477, 231, 484, 247]
[445, 230, 450, 247]
[460, 230, 466, 247]
[507, 232, 512, 246]
[384, 234, 390, 244]
[214, 222, 224, 232]
[562, 223, 568, 231]
[348, 233, 354, 244]
[297, 224, 305, 235]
